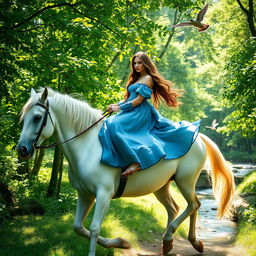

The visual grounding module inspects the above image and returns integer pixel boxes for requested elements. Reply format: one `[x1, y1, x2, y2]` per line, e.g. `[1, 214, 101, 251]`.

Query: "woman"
[99, 52, 200, 177]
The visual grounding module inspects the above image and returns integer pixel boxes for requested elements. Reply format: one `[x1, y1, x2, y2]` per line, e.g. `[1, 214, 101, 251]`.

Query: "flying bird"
[173, 3, 210, 32]
[205, 119, 219, 130]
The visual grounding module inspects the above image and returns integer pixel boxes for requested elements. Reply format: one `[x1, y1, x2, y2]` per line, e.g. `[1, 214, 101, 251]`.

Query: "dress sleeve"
[135, 83, 153, 99]
[118, 101, 133, 111]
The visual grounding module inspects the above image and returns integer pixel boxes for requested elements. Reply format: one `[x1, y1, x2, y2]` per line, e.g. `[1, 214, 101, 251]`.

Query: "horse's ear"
[30, 88, 37, 98]
[40, 87, 48, 103]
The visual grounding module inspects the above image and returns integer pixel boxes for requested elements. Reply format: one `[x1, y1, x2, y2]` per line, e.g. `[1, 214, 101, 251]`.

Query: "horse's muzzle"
[17, 142, 34, 159]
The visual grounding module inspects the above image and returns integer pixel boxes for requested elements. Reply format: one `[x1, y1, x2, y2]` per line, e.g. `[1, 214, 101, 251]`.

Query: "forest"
[0, 0, 255, 255]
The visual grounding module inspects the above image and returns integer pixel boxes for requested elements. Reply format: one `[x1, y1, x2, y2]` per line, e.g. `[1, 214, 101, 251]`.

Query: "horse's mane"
[20, 88, 102, 133]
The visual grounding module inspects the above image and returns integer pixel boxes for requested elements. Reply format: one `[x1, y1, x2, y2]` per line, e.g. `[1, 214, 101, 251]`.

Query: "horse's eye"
[34, 115, 42, 122]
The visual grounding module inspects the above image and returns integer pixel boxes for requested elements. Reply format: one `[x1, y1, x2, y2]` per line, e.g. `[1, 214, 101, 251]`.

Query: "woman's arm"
[107, 94, 144, 112]
[130, 94, 145, 107]
[108, 76, 153, 113]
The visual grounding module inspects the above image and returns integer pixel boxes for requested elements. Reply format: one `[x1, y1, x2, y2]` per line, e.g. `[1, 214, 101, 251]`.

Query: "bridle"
[33, 101, 112, 150]
[33, 101, 54, 149]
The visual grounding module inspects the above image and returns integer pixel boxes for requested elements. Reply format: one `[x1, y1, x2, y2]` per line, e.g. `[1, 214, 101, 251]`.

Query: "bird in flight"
[173, 3, 210, 32]
[205, 119, 219, 130]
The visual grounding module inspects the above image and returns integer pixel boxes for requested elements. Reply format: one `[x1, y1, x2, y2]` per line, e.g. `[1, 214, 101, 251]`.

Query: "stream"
[195, 164, 255, 255]
[197, 188, 236, 240]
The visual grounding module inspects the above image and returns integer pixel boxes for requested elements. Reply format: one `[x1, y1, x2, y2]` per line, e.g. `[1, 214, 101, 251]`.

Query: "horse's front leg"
[88, 190, 112, 256]
[73, 193, 94, 238]
[73, 193, 130, 252]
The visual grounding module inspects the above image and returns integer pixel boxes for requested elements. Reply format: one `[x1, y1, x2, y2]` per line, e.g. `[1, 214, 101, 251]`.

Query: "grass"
[235, 171, 256, 256]
[0, 162, 188, 256]
[237, 171, 256, 195]
[235, 221, 256, 256]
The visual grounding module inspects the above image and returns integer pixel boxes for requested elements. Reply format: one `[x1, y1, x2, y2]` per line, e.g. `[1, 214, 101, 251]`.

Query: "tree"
[236, 0, 256, 37]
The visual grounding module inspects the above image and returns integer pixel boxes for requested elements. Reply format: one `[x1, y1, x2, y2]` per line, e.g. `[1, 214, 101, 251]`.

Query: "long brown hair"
[125, 52, 183, 108]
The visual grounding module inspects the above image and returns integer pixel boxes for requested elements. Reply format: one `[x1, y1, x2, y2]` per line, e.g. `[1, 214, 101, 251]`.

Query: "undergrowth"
[235, 171, 256, 256]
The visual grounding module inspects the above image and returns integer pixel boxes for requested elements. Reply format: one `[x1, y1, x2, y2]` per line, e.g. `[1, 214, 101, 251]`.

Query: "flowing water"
[197, 188, 236, 240]
[197, 164, 255, 240]
[232, 164, 256, 177]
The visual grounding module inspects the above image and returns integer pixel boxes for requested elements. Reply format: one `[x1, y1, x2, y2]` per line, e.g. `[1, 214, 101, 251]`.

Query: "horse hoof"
[116, 237, 131, 249]
[192, 240, 204, 253]
[162, 239, 173, 255]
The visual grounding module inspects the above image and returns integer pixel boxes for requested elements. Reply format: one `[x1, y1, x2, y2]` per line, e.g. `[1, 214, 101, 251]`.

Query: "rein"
[33, 101, 112, 150]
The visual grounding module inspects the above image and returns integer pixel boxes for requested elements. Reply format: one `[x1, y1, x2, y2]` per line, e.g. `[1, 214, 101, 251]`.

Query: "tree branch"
[248, 0, 254, 11]
[15, 24, 45, 33]
[9, 1, 121, 37]
[70, 6, 122, 37]
[157, 9, 179, 61]
[106, 41, 126, 70]
[236, 0, 249, 15]
[10, 2, 83, 30]
[236, 0, 256, 37]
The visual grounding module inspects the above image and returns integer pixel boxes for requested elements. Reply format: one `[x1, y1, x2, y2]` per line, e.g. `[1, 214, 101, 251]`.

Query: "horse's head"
[17, 87, 55, 158]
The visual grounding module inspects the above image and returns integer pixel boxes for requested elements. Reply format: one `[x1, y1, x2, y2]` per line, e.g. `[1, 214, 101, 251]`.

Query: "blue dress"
[98, 83, 200, 169]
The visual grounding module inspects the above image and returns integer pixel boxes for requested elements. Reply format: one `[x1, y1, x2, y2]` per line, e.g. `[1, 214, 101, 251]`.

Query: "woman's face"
[133, 57, 145, 73]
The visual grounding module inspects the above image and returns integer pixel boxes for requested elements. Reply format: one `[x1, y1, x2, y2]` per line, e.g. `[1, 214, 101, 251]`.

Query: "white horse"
[17, 88, 235, 256]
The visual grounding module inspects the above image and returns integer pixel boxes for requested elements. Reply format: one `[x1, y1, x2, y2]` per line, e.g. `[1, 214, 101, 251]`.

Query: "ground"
[122, 234, 247, 256]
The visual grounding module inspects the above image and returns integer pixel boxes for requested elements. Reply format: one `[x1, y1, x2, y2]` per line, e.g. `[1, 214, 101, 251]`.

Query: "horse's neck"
[50, 97, 102, 166]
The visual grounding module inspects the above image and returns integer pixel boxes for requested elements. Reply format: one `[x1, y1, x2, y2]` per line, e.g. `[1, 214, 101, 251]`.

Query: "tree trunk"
[157, 9, 179, 62]
[56, 155, 63, 198]
[157, 29, 175, 61]
[107, 41, 126, 70]
[47, 147, 63, 197]
[236, 0, 256, 37]
[30, 148, 45, 177]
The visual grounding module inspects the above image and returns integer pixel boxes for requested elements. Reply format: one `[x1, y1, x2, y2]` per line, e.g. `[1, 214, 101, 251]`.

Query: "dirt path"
[122, 236, 246, 256]
[121, 189, 247, 256]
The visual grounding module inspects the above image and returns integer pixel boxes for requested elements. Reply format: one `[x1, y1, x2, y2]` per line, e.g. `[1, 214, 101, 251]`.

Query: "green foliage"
[243, 206, 256, 223]
[1, 0, 219, 197]
[237, 171, 256, 195]
[236, 171, 256, 227]
[235, 171, 256, 255]
[0, 0, 170, 190]
[222, 38, 256, 136]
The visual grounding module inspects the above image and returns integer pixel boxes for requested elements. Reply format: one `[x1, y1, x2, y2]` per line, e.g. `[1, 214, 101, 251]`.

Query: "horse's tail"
[199, 133, 235, 218]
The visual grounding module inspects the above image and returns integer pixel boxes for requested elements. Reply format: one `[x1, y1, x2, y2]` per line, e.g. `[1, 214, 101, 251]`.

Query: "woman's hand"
[107, 104, 120, 113]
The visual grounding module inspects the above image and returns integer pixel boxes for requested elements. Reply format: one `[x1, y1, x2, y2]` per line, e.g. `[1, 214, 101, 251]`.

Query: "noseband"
[33, 101, 112, 150]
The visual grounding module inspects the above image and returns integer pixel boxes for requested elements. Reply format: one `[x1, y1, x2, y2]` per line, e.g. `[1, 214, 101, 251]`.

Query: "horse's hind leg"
[154, 181, 180, 227]
[154, 181, 180, 255]
[188, 196, 204, 253]
[163, 179, 201, 254]
[73, 194, 130, 250]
